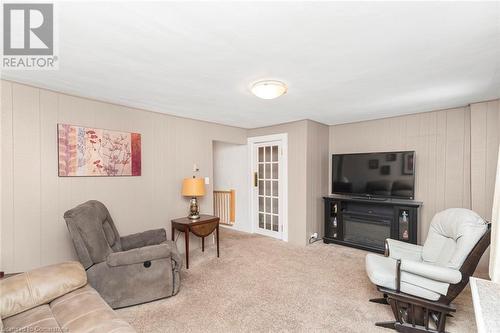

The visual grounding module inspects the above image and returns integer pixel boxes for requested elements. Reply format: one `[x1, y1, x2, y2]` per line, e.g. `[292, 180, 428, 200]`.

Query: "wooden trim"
[0, 272, 20, 280]
[395, 259, 401, 292]
[230, 189, 236, 222]
[440, 224, 491, 303]
[213, 190, 236, 225]
[171, 214, 219, 226]
[379, 287, 457, 313]
[378, 286, 456, 333]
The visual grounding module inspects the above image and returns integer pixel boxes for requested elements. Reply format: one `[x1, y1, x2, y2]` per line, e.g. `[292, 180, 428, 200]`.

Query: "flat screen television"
[332, 151, 415, 199]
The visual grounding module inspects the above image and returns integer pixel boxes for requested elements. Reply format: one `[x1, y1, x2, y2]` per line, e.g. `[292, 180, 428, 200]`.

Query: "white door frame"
[247, 133, 288, 241]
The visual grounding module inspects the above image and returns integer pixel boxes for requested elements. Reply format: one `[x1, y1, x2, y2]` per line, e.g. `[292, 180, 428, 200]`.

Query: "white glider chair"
[366, 208, 490, 333]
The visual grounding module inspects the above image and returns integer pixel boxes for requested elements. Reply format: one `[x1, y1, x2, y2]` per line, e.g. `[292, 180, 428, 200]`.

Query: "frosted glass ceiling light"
[251, 80, 287, 99]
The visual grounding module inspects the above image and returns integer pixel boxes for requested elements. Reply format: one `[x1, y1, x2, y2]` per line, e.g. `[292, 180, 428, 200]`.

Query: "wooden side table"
[171, 214, 219, 269]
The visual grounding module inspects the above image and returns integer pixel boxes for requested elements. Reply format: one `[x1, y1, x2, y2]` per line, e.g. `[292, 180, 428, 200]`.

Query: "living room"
[1, 2, 499, 333]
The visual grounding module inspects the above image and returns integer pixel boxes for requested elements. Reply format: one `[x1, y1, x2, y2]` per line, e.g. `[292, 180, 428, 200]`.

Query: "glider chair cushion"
[422, 208, 487, 269]
[385, 239, 423, 261]
[366, 253, 445, 301]
[366, 208, 487, 301]
[64, 200, 182, 308]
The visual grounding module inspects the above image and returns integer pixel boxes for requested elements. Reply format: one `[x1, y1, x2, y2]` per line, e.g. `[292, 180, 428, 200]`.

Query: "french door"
[249, 135, 287, 240]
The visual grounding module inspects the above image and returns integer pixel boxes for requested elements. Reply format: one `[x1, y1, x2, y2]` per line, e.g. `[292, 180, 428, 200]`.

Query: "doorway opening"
[212, 141, 250, 232]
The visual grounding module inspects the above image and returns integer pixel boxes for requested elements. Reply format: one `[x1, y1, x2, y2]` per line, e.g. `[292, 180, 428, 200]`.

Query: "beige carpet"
[118, 228, 480, 332]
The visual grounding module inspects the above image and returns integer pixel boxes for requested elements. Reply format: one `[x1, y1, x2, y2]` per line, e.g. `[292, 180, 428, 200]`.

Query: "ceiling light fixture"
[251, 80, 287, 99]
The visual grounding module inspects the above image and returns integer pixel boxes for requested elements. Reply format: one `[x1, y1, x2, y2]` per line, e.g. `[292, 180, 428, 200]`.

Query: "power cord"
[173, 230, 182, 243]
[308, 235, 323, 244]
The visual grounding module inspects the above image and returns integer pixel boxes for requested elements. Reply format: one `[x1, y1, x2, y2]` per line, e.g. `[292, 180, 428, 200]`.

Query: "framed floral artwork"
[58, 124, 141, 176]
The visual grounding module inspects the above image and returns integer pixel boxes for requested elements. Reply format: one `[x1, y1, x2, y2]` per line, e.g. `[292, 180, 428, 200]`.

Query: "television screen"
[332, 151, 415, 199]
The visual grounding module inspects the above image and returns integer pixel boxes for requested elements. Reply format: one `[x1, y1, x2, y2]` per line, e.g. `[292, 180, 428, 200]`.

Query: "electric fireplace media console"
[323, 194, 422, 253]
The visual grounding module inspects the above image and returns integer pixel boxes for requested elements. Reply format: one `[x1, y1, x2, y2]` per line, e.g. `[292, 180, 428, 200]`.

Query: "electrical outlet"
[309, 232, 318, 240]
[204, 177, 210, 185]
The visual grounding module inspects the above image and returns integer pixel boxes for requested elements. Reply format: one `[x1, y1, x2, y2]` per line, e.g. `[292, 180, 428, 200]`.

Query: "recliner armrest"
[120, 228, 167, 251]
[400, 259, 462, 284]
[107, 243, 172, 267]
[386, 239, 423, 261]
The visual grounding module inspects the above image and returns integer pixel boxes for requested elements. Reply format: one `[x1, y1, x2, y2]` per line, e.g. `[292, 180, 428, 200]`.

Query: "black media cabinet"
[323, 194, 422, 253]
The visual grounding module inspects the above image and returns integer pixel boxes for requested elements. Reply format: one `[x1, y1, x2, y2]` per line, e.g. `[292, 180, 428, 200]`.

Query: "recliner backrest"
[64, 200, 122, 268]
[422, 208, 487, 269]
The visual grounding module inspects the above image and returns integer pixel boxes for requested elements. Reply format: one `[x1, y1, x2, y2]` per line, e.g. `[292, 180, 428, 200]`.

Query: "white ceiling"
[3, 1, 500, 128]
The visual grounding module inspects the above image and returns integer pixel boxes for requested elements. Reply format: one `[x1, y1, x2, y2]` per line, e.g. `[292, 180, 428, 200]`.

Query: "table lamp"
[182, 177, 206, 220]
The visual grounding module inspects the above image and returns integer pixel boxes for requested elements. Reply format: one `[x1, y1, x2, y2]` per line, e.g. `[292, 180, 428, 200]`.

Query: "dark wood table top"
[171, 214, 220, 269]
[171, 214, 219, 226]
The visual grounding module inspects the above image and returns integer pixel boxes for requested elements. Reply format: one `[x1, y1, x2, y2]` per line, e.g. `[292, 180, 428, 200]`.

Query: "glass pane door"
[257, 144, 280, 232]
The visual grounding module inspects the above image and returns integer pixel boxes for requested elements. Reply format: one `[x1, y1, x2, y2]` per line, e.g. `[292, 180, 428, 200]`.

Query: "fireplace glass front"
[343, 213, 391, 251]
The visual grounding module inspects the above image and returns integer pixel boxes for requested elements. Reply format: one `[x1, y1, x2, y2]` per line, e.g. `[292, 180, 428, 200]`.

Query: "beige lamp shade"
[182, 177, 206, 197]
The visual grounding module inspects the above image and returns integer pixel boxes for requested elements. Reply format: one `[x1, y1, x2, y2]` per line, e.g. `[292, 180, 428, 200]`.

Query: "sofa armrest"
[120, 228, 167, 251]
[400, 259, 462, 284]
[0, 262, 87, 319]
[107, 243, 172, 267]
[386, 239, 423, 261]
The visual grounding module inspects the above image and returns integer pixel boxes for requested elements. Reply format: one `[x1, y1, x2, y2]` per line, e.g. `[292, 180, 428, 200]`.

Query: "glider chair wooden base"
[375, 286, 456, 333]
[366, 208, 491, 333]
[369, 293, 389, 305]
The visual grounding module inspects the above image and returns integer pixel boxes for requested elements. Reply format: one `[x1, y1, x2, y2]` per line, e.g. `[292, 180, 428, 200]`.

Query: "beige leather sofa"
[0, 261, 136, 332]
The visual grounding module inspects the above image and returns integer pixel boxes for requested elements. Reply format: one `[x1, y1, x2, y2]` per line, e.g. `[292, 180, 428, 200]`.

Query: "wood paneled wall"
[1, 78, 498, 273]
[248, 120, 330, 245]
[471, 100, 500, 221]
[248, 120, 309, 245]
[1, 81, 247, 273]
[306, 121, 329, 242]
[330, 107, 472, 243]
[330, 100, 500, 272]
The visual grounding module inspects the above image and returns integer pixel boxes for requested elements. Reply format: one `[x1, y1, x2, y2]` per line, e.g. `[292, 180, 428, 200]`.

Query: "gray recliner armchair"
[64, 200, 182, 309]
[366, 208, 490, 333]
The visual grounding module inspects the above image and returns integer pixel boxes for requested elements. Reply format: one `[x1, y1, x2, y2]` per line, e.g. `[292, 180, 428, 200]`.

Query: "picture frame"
[386, 153, 397, 162]
[58, 123, 141, 177]
[402, 152, 414, 175]
[368, 159, 379, 169]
